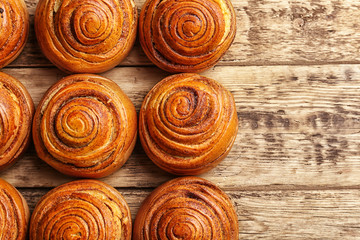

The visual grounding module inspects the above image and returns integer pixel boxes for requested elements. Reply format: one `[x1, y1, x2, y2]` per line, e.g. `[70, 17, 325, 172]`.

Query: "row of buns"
[1, 0, 238, 176]
[1, 0, 239, 238]
[0, 71, 237, 177]
[1, 176, 239, 239]
[1, 0, 236, 73]
[0, 72, 239, 238]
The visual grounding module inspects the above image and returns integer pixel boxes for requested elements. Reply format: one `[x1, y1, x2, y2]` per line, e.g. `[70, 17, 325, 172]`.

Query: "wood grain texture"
[2, 1, 359, 238]
[20, 188, 360, 239]
[1, 65, 360, 189]
[7, 0, 360, 67]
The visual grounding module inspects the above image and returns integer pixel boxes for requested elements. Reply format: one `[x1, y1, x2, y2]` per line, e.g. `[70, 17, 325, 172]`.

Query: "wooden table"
[2, 0, 360, 238]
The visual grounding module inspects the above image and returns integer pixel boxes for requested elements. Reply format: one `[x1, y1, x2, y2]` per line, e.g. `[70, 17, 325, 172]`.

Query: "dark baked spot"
[186, 191, 200, 200]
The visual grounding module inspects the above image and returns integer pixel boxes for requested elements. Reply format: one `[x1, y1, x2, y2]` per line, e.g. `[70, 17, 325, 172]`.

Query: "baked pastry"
[0, 72, 34, 171]
[30, 179, 131, 239]
[0, 178, 30, 240]
[32, 74, 137, 178]
[139, 73, 238, 175]
[0, 0, 29, 68]
[35, 0, 137, 73]
[133, 176, 239, 239]
[139, 0, 236, 73]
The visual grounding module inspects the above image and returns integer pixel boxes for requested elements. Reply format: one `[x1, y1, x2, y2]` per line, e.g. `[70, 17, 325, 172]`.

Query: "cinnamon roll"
[0, 0, 29, 68]
[35, 0, 137, 73]
[0, 178, 30, 240]
[139, 0, 236, 73]
[0, 72, 34, 171]
[32, 74, 137, 178]
[30, 179, 131, 239]
[139, 73, 238, 175]
[133, 176, 239, 239]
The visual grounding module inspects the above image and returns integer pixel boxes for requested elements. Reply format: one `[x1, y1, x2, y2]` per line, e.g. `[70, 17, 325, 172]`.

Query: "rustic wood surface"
[1, 0, 360, 239]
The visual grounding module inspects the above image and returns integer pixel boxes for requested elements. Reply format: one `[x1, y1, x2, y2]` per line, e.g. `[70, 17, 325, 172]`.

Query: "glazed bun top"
[0, 72, 34, 171]
[32, 74, 137, 178]
[0, 0, 29, 68]
[139, 73, 238, 175]
[133, 176, 239, 240]
[30, 179, 132, 240]
[0, 178, 30, 240]
[139, 0, 236, 73]
[35, 0, 137, 73]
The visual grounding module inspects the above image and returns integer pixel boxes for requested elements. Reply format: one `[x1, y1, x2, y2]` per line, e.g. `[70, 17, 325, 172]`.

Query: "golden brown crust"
[0, 178, 30, 240]
[0, 72, 34, 171]
[30, 179, 131, 240]
[0, 0, 29, 68]
[139, 73, 238, 175]
[35, 0, 137, 73]
[32, 74, 137, 178]
[133, 176, 239, 240]
[139, 0, 236, 73]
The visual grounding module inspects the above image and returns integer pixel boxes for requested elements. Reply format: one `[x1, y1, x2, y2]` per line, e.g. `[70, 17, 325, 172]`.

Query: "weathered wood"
[2, 1, 359, 238]
[19, 187, 360, 239]
[8, 0, 360, 67]
[1, 65, 360, 189]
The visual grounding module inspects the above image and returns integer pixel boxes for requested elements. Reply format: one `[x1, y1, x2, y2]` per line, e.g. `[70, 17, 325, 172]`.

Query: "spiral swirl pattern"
[35, 0, 137, 73]
[30, 180, 131, 240]
[0, 178, 30, 240]
[133, 177, 239, 240]
[139, 73, 238, 175]
[0, 72, 34, 171]
[139, 0, 236, 73]
[33, 74, 137, 178]
[0, 0, 29, 68]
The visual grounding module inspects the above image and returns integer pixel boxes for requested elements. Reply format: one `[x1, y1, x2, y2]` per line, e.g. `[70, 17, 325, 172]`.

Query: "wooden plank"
[1, 65, 360, 189]
[8, 0, 360, 67]
[20, 188, 360, 239]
